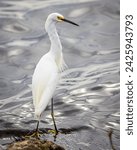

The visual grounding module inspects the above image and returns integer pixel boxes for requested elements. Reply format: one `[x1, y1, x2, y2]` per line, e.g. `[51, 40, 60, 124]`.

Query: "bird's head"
[45, 13, 79, 31]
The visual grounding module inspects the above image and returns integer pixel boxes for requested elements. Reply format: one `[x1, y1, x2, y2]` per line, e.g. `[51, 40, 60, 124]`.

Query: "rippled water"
[0, 0, 120, 149]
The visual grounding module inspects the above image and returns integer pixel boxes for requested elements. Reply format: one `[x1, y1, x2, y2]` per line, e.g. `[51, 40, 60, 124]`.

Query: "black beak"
[62, 18, 79, 26]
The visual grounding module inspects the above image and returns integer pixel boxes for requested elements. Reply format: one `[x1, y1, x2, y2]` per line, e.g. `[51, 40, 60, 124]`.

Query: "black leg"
[36, 120, 39, 133]
[51, 98, 58, 134]
[24, 120, 40, 139]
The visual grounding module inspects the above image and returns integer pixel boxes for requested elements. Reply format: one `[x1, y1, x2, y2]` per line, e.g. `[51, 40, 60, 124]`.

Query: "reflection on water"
[0, 0, 119, 149]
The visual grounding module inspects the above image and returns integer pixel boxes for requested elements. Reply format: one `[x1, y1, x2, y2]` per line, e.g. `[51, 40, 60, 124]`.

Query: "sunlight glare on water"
[0, 0, 119, 149]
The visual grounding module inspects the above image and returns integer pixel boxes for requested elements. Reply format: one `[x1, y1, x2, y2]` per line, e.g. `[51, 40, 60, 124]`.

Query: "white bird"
[32, 12, 79, 137]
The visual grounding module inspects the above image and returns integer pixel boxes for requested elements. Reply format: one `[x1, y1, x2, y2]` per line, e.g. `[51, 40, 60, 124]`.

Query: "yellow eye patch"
[57, 16, 64, 21]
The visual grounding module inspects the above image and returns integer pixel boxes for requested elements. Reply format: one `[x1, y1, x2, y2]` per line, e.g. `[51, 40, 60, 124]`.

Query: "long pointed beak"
[62, 18, 79, 26]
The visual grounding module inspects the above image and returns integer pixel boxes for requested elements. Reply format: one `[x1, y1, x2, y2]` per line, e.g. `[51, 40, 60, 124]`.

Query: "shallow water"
[0, 0, 120, 149]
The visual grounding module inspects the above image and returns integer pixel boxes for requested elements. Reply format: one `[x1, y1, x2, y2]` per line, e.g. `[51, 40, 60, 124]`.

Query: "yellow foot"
[48, 129, 59, 141]
[23, 130, 43, 139]
[48, 129, 58, 135]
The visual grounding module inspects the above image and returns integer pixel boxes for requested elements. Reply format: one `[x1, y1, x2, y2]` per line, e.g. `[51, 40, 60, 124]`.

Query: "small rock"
[7, 139, 65, 150]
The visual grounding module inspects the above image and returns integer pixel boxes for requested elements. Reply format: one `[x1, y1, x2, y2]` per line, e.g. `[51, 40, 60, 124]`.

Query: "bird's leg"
[24, 120, 41, 139]
[33, 120, 44, 139]
[50, 98, 58, 137]
[36, 120, 39, 132]
[35, 120, 40, 137]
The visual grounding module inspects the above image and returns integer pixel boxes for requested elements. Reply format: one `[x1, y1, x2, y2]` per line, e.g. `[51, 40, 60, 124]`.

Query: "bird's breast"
[32, 53, 59, 107]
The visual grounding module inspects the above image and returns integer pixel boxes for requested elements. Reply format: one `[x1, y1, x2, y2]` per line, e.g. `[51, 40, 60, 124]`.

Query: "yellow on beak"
[57, 16, 79, 26]
[57, 16, 64, 22]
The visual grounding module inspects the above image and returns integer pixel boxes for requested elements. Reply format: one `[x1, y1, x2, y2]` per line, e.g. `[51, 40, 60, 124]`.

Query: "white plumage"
[32, 13, 78, 133]
[32, 53, 59, 119]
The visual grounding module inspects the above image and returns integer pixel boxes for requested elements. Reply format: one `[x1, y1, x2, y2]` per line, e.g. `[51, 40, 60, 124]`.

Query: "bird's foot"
[48, 129, 58, 134]
[23, 130, 43, 140]
[48, 129, 59, 141]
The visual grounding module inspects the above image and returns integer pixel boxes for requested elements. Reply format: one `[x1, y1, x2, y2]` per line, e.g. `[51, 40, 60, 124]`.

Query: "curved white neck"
[45, 21, 65, 71]
[46, 22, 62, 57]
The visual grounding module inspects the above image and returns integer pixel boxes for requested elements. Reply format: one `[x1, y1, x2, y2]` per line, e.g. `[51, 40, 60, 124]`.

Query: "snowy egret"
[32, 13, 79, 137]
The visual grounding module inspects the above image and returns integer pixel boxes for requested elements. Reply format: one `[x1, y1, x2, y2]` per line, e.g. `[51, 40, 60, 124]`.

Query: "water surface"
[0, 0, 120, 149]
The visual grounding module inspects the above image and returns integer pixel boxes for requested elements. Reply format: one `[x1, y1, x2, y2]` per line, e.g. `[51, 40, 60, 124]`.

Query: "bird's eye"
[57, 16, 63, 21]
